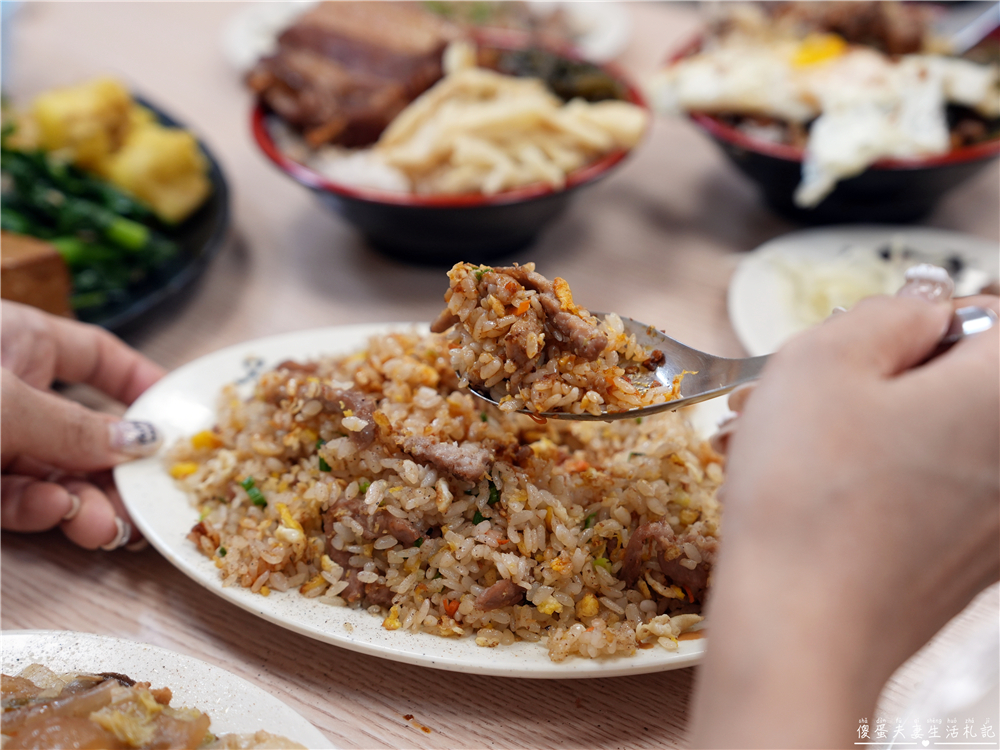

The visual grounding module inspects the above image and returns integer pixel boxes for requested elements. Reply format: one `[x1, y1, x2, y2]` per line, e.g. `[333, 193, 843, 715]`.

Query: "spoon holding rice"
[466, 305, 996, 421]
[436, 262, 996, 422]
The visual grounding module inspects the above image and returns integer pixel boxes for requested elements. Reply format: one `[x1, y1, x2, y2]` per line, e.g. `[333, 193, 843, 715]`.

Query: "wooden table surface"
[3, 3, 998, 748]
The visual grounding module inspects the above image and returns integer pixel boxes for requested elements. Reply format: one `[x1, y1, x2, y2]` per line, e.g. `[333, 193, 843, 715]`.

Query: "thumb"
[2, 369, 160, 473]
[803, 295, 952, 378]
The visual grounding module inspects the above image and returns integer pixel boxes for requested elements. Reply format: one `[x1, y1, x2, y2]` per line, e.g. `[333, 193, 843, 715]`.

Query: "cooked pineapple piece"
[102, 122, 212, 223]
[31, 77, 131, 170]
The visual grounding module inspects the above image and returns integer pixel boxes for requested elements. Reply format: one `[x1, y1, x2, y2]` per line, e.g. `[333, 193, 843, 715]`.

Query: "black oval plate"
[74, 97, 230, 332]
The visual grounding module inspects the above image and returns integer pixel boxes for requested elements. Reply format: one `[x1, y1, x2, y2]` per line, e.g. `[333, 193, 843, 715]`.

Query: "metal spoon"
[468, 306, 998, 421]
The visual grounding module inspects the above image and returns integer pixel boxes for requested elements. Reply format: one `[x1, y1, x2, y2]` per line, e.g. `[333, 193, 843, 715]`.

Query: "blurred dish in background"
[222, 0, 632, 74]
[247, 3, 646, 263]
[728, 226, 1000, 356]
[1, 79, 229, 331]
[650, 1, 1000, 223]
[1, 630, 332, 749]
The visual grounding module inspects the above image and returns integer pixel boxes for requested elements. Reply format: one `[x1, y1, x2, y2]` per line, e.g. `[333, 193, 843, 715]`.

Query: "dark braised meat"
[498, 264, 608, 362]
[768, 1, 929, 56]
[622, 521, 716, 606]
[247, 2, 461, 147]
[397, 434, 494, 482]
[475, 579, 525, 611]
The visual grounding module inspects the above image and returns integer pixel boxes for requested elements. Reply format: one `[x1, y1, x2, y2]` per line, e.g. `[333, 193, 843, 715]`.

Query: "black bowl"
[251, 38, 646, 265]
[79, 98, 230, 332]
[691, 111, 1000, 224]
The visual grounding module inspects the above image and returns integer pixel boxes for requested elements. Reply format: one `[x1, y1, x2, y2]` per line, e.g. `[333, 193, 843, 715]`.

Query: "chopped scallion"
[583, 512, 597, 529]
[472, 510, 485, 525]
[413, 537, 424, 548]
[240, 476, 267, 507]
[488, 481, 500, 506]
[218, 547, 227, 557]
[359, 479, 371, 494]
[594, 557, 612, 572]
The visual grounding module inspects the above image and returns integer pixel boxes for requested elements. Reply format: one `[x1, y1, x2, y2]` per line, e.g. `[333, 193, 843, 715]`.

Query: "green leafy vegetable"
[0, 145, 179, 310]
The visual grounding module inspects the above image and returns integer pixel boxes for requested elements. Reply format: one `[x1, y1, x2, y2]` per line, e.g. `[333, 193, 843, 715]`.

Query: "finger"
[8, 301, 166, 404]
[4, 454, 64, 480]
[87, 469, 144, 546]
[903, 297, 1000, 387]
[2, 370, 160, 472]
[951, 294, 1000, 315]
[0, 474, 80, 531]
[58, 477, 133, 550]
[784, 295, 953, 378]
[727, 383, 755, 413]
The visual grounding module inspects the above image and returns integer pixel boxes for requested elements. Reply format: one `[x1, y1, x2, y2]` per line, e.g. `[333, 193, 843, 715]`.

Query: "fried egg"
[652, 32, 1000, 206]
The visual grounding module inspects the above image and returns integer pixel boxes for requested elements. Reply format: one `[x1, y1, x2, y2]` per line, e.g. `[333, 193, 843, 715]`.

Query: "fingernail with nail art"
[100, 518, 131, 551]
[109, 421, 161, 457]
[896, 264, 954, 303]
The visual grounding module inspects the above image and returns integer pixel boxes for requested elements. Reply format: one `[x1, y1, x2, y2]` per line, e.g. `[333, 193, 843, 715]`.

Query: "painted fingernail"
[109, 421, 161, 458]
[125, 539, 149, 553]
[100, 518, 131, 551]
[62, 493, 82, 521]
[897, 264, 954, 303]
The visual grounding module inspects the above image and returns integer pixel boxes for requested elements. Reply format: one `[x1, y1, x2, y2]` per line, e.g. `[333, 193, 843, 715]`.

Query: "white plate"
[728, 226, 1000, 357]
[1, 630, 333, 748]
[220, 1, 631, 72]
[115, 323, 720, 679]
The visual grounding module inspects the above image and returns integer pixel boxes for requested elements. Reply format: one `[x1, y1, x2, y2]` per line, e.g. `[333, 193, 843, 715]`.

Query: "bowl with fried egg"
[249, 13, 648, 265]
[651, 3, 1000, 223]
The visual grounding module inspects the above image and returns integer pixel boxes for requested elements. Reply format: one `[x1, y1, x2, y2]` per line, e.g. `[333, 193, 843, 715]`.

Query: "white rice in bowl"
[168, 329, 722, 661]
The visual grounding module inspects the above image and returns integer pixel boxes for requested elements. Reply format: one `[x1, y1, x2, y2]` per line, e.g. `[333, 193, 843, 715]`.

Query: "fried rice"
[431, 262, 681, 416]
[169, 329, 722, 661]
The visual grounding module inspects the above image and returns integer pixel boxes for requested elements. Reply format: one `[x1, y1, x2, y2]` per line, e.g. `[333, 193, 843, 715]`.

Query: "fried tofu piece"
[1, 231, 73, 317]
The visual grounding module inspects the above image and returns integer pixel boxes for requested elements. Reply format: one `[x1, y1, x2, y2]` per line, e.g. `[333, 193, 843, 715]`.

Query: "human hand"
[690, 293, 999, 748]
[1, 301, 166, 550]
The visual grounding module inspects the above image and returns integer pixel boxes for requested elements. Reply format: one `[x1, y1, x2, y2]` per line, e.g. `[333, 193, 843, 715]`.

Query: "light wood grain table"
[3, 4, 998, 748]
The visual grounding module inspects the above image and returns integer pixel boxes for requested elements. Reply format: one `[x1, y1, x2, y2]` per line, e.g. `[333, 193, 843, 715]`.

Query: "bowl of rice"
[251, 32, 648, 265]
[650, 3, 1000, 223]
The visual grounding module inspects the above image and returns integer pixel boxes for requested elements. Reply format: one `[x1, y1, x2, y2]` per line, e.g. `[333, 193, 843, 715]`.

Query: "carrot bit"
[514, 299, 530, 316]
[442, 598, 460, 618]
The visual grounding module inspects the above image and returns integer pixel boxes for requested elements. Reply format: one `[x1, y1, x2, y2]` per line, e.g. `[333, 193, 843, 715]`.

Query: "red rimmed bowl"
[666, 35, 1000, 224]
[691, 111, 1000, 224]
[252, 38, 647, 265]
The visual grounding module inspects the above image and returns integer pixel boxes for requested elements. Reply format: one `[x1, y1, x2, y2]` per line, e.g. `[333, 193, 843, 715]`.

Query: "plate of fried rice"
[116, 323, 728, 677]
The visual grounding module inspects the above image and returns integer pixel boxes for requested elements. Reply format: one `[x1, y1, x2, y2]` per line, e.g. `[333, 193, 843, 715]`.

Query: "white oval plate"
[1, 630, 333, 748]
[116, 323, 719, 679]
[728, 226, 1000, 357]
